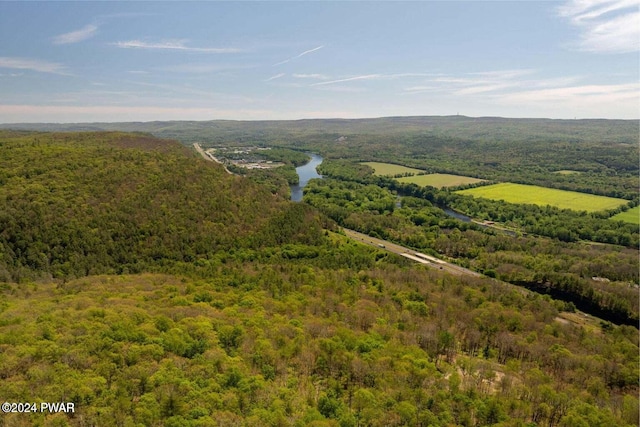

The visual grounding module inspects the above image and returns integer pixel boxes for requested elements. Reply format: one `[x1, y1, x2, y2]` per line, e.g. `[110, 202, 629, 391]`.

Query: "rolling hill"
[0, 131, 324, 282]
[0, 130, 636, 427]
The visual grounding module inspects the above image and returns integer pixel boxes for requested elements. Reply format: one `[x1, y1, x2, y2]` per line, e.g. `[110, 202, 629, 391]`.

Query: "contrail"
[265, 73, 285, 82]
[296, 45, 324, 58]
[311, 74, 381, 86]
[273, 45, 324, 66]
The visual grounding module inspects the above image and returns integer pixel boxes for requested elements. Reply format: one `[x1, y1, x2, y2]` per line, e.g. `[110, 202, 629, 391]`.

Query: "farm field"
[457, 182, 628, 212]
[610, 206, 640, 224]
[398, 173, 485, 188]
[361, 161, 423, 176]
[553, 170, 583, 175]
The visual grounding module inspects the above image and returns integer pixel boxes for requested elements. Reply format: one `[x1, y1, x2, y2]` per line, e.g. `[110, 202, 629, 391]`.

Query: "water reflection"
[291, 153, 323, 202]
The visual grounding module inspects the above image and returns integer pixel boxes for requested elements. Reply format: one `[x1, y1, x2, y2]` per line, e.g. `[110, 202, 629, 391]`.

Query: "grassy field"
[457, 182, 628, 212]
[398, 173, 485, 188]
[361, 162, 424, 176]
[610, 206, 640, 224]
[553, 170, 583, 175]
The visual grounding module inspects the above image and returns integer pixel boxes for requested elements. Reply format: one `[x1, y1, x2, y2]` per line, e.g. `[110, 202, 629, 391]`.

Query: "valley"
[0, 118, 637, 427]
[2, 2, 638, 425]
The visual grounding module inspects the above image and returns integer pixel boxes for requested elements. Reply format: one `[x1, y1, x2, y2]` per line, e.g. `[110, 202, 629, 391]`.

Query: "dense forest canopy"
[0, 131, 325, 282]
[0, 127, 637, 427]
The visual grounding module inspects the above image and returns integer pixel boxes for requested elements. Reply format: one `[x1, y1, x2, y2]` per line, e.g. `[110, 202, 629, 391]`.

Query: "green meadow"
[398, 173, 485, 188]
[610, 206, 640, 225]
[553, 170, 583, 175]
[361, 161, 423, 176]
[457, 182, 628, 212]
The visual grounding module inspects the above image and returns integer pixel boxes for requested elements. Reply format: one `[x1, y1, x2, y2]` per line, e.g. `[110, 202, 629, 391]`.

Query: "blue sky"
[0, 1, 638, 122]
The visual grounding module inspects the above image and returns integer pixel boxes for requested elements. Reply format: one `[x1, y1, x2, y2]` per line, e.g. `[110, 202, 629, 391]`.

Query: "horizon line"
[1, 114, 638, 126]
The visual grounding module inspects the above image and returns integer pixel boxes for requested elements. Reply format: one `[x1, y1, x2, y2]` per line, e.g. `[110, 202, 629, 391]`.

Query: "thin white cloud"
[273, 45, 324, 66]
[52, 24, 98, 45]
[404, 69, 562, 96]
[297, 45, 324, 58]
[311, 72, 436, 87]
[558, 0, 637, 23]
[499, 82, 640, 103]
[469, 69, 535, 79]
[311, 74, 383, 86]
[0, 57, 68, 75]
[494, 82, 639, 118]
[0, 104, 363, 123]
[0, 104, 261, 123]
[531, 76, 584, 88]
[161, 63, 255, 74]
[403, 85, 439, 94]
[113, 39, 242, 53]
[558, 0, 640, 53]
[455, 83, 517, 96]
[293, 73, 329, 80]
[122, 80, 256, 104]
[265, 73, 285, 82]
[402, 69, 638, 118]
[313, 85, 367, 93]
[386, 73, 441, 79]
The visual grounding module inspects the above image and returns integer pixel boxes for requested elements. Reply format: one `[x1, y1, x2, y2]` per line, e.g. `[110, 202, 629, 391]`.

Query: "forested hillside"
[0, 131, 637, 427]
[0, 131, 324, 282]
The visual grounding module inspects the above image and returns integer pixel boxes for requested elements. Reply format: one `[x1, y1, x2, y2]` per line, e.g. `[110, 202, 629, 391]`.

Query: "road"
[342, 228, 482, 278]
[192, 145, 479, 278]
[193, 143, 233, 174]
[342, 228, 609, 324]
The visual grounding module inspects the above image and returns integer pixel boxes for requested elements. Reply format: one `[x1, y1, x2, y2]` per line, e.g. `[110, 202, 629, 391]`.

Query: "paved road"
[342, 228, 482, 278]
[193, 143, 233, 174]
[341, 229, 608, 325]
[193, 143, 209, 159]
[191, 146, 480, 278]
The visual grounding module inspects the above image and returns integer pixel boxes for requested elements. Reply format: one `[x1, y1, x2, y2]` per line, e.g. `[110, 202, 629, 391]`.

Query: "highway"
[193, 143, 233, 174]
[192, 145, 481, 279]
[342, 228, 482, 278]
[342, 228, 610, 326]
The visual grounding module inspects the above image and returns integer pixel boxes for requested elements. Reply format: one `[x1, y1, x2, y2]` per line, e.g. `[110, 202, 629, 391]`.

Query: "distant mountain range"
[1, 115, 637, 145]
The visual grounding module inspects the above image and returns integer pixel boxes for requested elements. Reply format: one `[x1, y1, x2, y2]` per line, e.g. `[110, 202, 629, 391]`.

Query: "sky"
[0, 1, 638, 123]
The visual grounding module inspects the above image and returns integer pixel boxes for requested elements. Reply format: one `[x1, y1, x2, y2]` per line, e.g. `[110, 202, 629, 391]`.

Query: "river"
[443, 207, 472, 222]
[290, 158, 515, 237]
[291, 153, 323, 202]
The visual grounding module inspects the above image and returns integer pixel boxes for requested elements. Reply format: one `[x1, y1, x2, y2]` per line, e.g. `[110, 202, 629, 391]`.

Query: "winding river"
[289, 157, 515, 236]
[291, 153, 323, 202]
